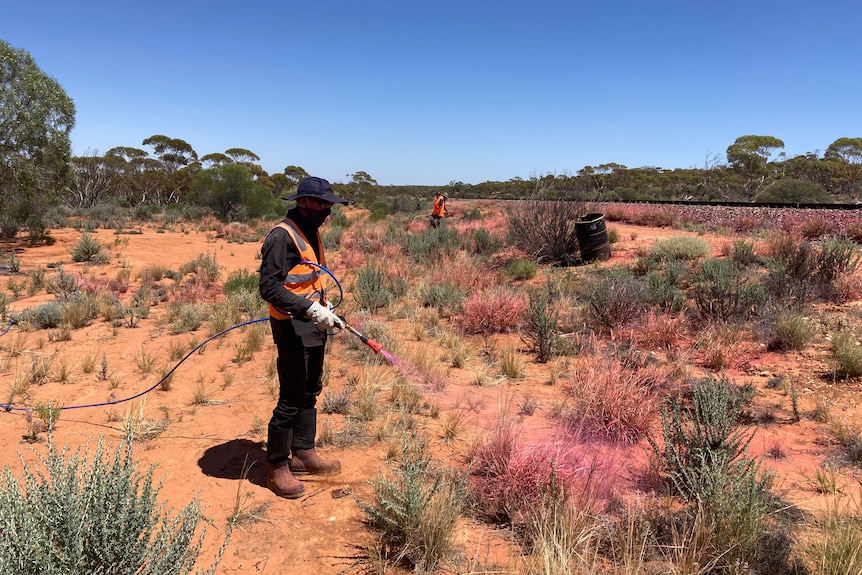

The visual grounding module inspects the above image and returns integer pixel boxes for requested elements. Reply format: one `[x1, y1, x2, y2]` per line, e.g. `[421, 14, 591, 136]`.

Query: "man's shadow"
[198, 439, 268, 488]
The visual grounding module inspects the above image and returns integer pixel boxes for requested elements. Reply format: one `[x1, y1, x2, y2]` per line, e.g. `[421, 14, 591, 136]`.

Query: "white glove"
[305, 301, 345, 330]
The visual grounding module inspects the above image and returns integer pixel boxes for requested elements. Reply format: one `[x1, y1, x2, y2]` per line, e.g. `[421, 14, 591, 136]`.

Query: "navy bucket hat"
[282, 176, 350, 205]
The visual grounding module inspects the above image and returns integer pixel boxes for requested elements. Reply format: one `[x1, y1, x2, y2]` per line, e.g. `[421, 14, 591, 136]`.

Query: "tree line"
[3, 38, 861, 241]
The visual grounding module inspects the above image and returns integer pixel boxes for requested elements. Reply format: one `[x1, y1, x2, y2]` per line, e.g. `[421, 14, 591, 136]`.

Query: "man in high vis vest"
[430, 191, 448, 228]
[258, 176, 349, 499]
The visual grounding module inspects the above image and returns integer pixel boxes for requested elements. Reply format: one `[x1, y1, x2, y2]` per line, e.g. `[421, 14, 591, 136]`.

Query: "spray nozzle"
[339, 317, 383, 355]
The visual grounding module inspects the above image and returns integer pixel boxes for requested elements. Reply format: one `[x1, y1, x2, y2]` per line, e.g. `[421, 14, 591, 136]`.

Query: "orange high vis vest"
[432, 196, 446, 217]
[267, 219, 328, 320]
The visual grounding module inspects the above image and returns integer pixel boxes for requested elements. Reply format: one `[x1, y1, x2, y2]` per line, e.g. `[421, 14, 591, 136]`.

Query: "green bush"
[45, 266, 78, 299]
[504, 259, 537, 281]
[60, 292, 98, 329]
[70, 232, 108, 263]
[582, 273, 649, 331]
[832, 332, 862, 378]
[356, 432, 464, 574]
[26, 302, 63, 329]
[354, 262, 394, 311]
[754, 177, 833, 204]
[649, 236, 711, 261]
[223, 268, 258, 295]
[404, 226, 459, 263]
[470, 227, 502, 255]
[646, 260, 689, 313]
[178, 252, 221, 284]
[731, 239, 760, 266]
[0, 436, 219, 575]
[417, 281, 466, 318]
[522, 286, 559, 363]
[649, 375, 779, 571]
[692, 258, 765, 321]
[771, 312, 816, 351]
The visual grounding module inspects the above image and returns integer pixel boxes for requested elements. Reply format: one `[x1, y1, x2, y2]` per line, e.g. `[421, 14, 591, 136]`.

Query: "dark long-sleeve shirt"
[258, 207, 323, 319]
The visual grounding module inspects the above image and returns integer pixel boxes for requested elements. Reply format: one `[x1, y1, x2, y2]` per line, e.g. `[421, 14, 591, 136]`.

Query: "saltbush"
[0, 436, 216, 574]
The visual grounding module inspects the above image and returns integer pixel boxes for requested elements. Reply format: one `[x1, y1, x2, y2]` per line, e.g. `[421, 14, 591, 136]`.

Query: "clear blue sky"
[3, 1, 860, 186]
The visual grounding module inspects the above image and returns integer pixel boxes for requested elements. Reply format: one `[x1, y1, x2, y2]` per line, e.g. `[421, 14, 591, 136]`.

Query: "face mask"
[297, 206, 331, 227]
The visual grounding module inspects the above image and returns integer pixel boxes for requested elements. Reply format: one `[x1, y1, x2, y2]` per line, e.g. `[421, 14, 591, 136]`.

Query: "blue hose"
[0, 261, 345, 414]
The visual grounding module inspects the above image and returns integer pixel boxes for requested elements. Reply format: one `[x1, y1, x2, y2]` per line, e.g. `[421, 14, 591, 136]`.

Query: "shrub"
[354, 262, 394, 311]
[521, 286, 559, 363]
[817, 239, 861, 292]
[0, 436, 218, 574]
[60, 292, 98, 329]
[460, 206, 483, 221]
[223, 268, 258, 295]
[805, 493, 862, 575]
[649, 236, 711, 261]
[167, 302, 205, 334]
[831, 332, 862, 378]
[730, 239, 760, 266]
[770, 311, 816, 351]
[356, 432, 464, 574]
[178, 252, 221, 285]
[507, 195, 584, 264]
[763, 233, 819, 305]
[649, 375, 765, 501]
[649, 375, 778, 571]
[646, 263, 688, 313]
[691, 258, 765, 321]
[26, 302, 63, 329]
[754, 177, 833, 204]
[561, 355, 661, 443]
[70, 232, 108, 263]
[504, 259, 537, 281]
[403, 226, 459, 264]
[417, 280, 465, 318]
[45, 266, 78, 299]
[470, 227, 502, 255]
[581, 273, 649, 331]
[456, 287, 528, 335]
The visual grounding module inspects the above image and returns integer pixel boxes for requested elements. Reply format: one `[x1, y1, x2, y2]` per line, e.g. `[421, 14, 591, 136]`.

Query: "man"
[258, 176, 348, 499]
[430, 191, 448, 227]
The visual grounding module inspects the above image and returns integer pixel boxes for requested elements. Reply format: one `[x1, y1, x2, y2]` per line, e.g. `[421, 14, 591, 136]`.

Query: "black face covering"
[297, 206, 331, 227]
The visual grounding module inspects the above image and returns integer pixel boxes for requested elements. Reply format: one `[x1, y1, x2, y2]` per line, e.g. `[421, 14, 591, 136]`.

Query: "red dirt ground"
[1, 207, 860, 574]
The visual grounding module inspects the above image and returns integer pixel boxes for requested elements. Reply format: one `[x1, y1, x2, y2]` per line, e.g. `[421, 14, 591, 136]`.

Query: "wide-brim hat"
[282, 176, 350, 205]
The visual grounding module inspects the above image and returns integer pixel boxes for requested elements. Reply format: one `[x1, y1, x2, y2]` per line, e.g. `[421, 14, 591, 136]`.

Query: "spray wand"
[339, 317, 383, 354]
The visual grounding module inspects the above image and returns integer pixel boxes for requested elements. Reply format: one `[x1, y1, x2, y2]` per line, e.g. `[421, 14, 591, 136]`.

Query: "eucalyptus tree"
[825, 137, 862, 199]
[189, 162, 275, 221]
[0, 39, 75, 238]
[141, 134, 199, 204]
[282, 165, 309, 188]
[726, 134, 785, 199]
[69, 151, 120, 208]
[347, 170, 378, 201]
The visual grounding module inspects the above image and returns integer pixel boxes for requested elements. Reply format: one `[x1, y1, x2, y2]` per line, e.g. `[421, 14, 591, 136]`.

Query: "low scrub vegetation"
[2, 200, 862, 574]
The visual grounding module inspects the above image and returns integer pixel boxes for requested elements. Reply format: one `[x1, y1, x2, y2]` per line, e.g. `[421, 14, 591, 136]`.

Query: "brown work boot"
[266, 464, 305, 499]
[289, 449, 342, 476]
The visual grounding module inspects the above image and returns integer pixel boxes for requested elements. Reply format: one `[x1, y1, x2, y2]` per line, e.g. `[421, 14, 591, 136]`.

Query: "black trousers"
[267, 317, 326, 467]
